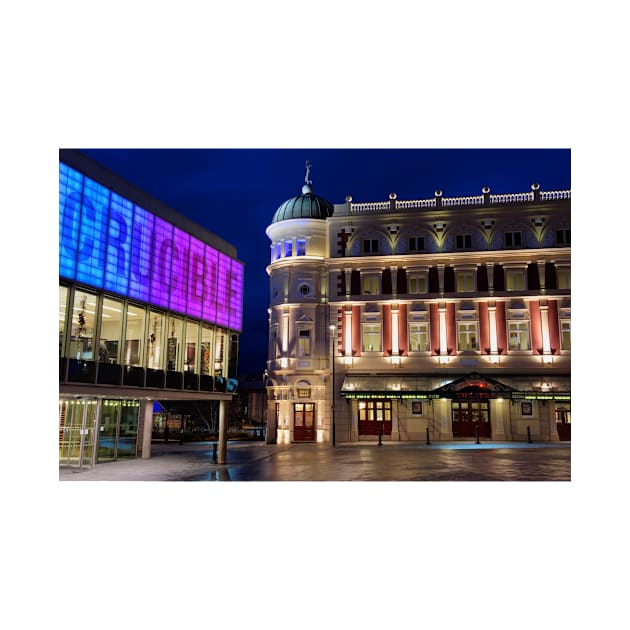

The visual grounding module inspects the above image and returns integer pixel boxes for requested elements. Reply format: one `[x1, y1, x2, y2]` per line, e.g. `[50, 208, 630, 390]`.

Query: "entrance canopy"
[340, 372, 571, 401]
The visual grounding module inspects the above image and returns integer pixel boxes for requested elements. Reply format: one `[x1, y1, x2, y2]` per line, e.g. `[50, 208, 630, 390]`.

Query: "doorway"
[451, 401, 491, 438]
[59, 400, 98, 468]
[293, 403, 315, 441]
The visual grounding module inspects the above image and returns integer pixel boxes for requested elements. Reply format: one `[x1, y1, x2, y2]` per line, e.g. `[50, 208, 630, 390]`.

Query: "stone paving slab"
[59, 440, 571, 482]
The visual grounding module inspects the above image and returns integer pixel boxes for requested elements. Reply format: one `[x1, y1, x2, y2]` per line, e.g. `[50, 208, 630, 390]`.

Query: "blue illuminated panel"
[59, 162, 243, 331]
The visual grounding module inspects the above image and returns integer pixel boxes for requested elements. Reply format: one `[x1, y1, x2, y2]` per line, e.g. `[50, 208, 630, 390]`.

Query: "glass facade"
[59, 156, 242, 467]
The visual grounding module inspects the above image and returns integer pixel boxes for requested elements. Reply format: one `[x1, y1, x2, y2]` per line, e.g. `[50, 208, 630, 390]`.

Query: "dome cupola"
[271, 160, 334, 224]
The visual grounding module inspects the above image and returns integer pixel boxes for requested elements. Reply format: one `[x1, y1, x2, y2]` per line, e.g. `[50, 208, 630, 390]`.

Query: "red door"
[451, 401, 491, 438]
[358, 400, 393, 436]
[293, 403, 315, 442]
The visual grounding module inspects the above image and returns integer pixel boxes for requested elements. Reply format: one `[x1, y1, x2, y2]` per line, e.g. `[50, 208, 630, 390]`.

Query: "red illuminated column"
[446, 303, 456, 353]
[495, 301, 507, 351]
[398, 304, 408, 356]
[479, 302, 490, 352]
[352, 305, 361, 357]
[430, 303, 440, 353]
[547, 300, 561, 353]
[382, 304, 392, 355]
[529, 300, 543, 354]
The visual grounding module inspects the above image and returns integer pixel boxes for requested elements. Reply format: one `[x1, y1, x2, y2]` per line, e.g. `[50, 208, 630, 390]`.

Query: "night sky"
[78, 148, 571, 377]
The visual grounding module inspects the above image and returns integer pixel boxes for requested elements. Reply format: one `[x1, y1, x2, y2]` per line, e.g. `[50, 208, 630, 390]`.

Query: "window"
[505, 269, 526, 291]
[505, 231, 522, 247]
[100, 296, 123, 364]
[358, 400, 392, 422]
[409, 323, 429, 352]
[363, 238, 379, 254]
[123, 303, 146, 366]
[299, 283, 311, 296]
[297, 329, 312, 358]
[560, 320, 571, 350]
[408, 274, 427, 294]
[556, 229, 571, 245]
[273, 243, 281, 260]
[362, 324, 381, 352]
[284, 240, 293, 257]
[457, 322, 478, 351]
[296, 239, 306, 256]
[456, 271, 475, 292]
[508, 321, 530, 350]
[408, 236, 425, 252]
[557, 267, 571, 289]
[362, 274, 380, 295]
[456, 234, 472, 249]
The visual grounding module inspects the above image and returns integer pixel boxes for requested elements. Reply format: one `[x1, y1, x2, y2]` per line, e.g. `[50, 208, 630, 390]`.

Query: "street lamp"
[329, 323, 336, 447]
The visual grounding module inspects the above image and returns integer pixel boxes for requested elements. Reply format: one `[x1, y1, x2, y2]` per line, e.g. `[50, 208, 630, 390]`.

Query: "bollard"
[475, 425, 480, 445]
[426, 427, 431, 445]
[378, 423, 383, 446]
[527, 426, 532, 444]
[213, 442, 218, 463]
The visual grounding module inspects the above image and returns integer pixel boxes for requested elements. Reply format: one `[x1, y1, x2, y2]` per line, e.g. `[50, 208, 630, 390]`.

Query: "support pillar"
[140, 399, 153, 459]
[218, 399, 228, 464]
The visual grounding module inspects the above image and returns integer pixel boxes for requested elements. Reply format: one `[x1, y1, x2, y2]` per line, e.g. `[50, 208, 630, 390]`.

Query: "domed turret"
[271, 160, 334, 223]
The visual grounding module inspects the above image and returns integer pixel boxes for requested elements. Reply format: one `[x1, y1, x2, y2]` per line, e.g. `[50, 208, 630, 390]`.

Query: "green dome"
[271, 183, 334, 224]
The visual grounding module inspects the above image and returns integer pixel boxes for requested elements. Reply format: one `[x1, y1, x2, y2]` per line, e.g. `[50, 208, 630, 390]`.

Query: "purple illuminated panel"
[150, 217, 173, 308]
[169, 228, 190, 315]
[202, 246, 218, 323]
[229, 261, 244, 331]
[59, 162, 243, 331]
[216, 253, 231, 327]
[187, 236, 205, 318]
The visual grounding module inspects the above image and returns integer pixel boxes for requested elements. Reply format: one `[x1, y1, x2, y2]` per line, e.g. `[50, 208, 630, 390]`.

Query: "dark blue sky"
[79, 148, 571, 377]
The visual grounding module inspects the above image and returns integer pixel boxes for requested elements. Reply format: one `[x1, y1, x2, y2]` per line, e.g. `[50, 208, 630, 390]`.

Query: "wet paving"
[59, 440, 571, 481]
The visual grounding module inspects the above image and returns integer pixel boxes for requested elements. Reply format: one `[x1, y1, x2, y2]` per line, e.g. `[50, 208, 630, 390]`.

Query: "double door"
[59, 400, 97, 468]
[293, 403, 315, 442]
[451, 401, 491, 438]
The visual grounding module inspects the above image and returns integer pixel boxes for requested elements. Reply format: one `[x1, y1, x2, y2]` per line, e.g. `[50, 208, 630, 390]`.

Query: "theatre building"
[265, 166, 570, 444]
[59, 150, 243, 467]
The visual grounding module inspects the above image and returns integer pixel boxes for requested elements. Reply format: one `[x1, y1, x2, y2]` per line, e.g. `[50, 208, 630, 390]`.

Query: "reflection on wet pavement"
[60, 441, 570, 482]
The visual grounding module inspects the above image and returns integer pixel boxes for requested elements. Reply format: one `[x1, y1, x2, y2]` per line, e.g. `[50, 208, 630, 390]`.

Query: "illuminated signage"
[59, 163, 243, 331]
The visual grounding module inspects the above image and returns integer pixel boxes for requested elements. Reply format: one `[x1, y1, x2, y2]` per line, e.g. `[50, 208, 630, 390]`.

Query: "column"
[391, 304, 400, 364]
[344, 305, 352, 358]
[491, 398, 506, 441]
[540, 302, 551, 357]
[391, 399, 400, 440]
[140, 399, 153, 459]
[218, 399, 227, 463]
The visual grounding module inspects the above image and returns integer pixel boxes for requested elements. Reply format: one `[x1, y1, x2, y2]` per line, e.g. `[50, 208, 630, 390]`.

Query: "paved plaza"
[59, 439, 571, 481]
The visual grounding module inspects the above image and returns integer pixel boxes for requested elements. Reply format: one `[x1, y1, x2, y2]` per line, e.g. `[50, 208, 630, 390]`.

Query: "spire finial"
[305, 160, 312, 185]
[302, 160, 313, 194]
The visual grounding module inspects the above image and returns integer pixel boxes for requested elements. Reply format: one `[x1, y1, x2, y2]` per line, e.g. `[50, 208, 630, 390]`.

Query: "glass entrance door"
[97, 401, 120, 462]
[59, 400, 97, 468]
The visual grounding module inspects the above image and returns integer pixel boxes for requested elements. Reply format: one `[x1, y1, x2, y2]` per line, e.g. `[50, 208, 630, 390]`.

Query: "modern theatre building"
[265, 164, 570, 444]
[59, 150, 243, 467]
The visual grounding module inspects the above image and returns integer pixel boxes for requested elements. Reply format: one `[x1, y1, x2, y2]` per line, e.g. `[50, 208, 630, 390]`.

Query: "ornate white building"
[265, 163, 570, 444]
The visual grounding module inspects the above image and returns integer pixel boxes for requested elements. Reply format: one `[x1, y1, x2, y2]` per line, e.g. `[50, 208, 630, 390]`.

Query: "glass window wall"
[147, 311, 165, 369]
[69, 289, 99, 360]
[59, 286, 69, 357]
[123, 303, 146, 366]
[99, 296, 123, 363]
[185, 320, 199, 372]
[167, 315, 184, 371]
